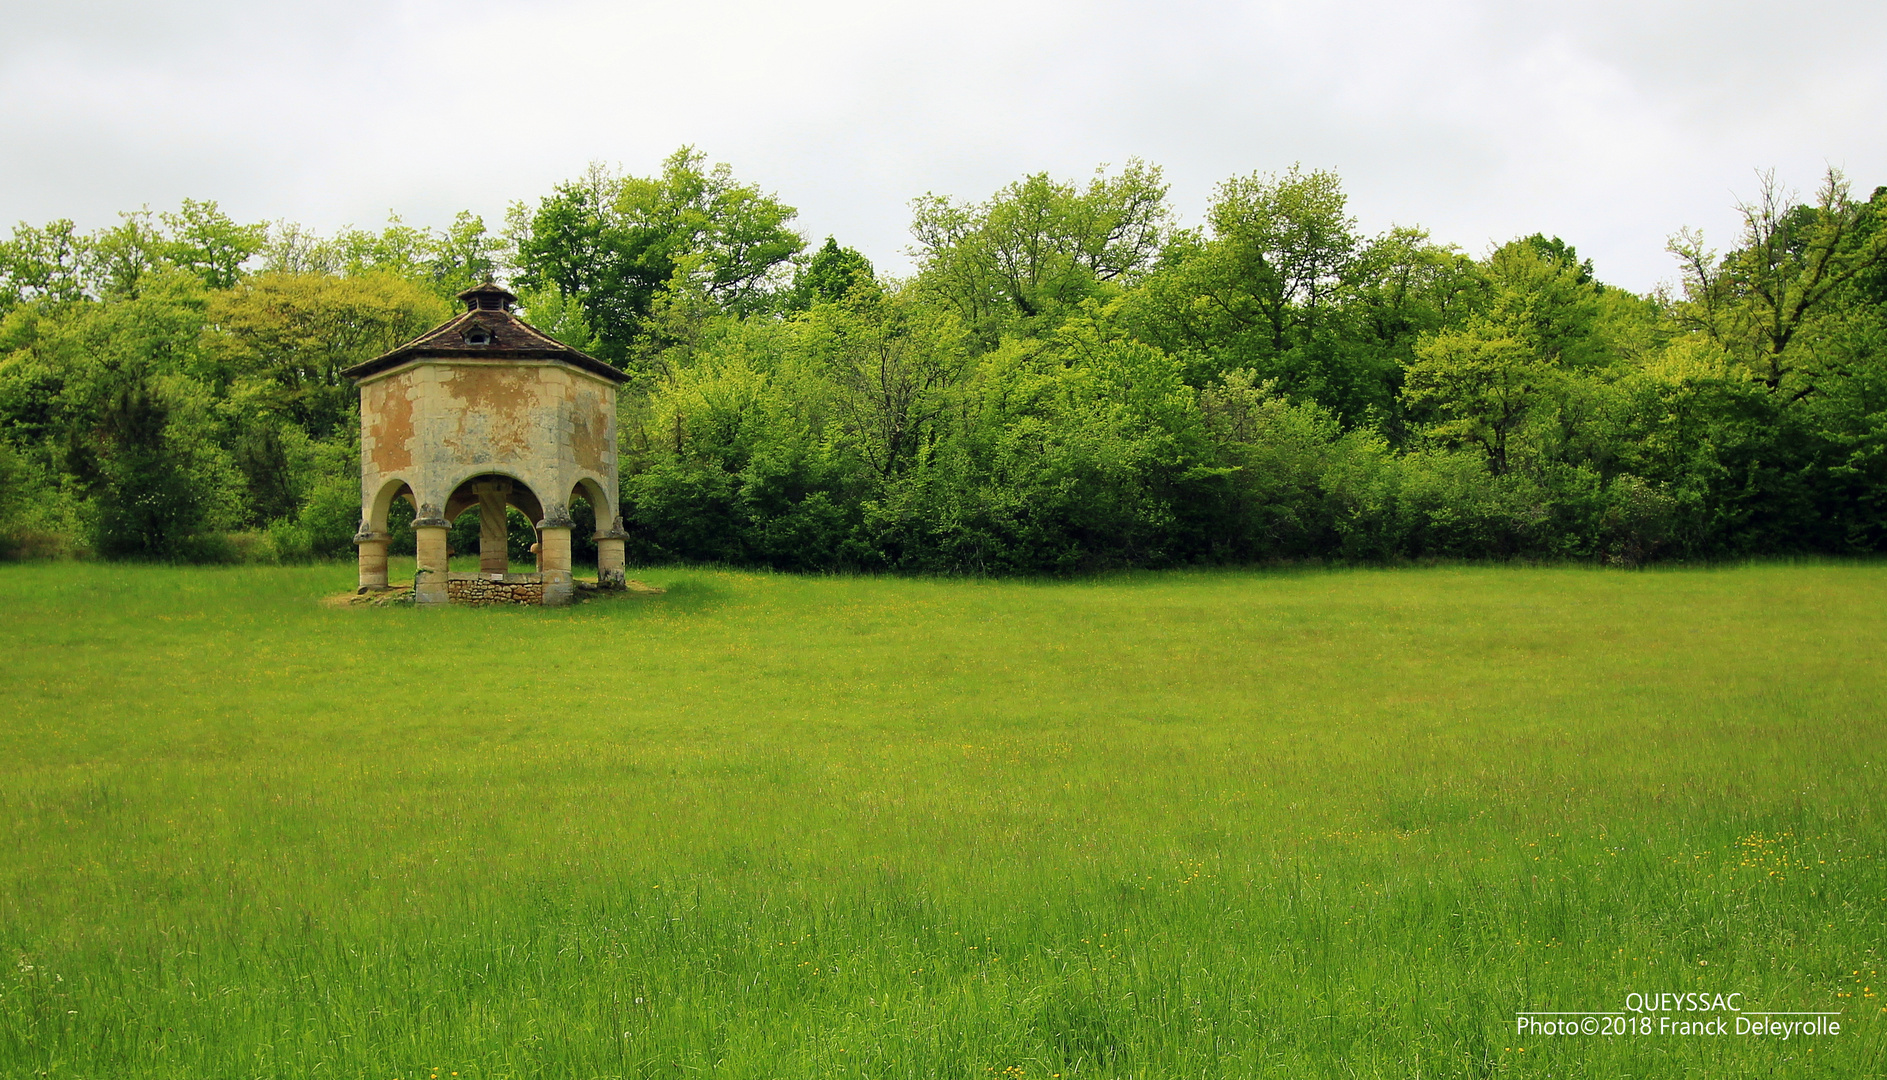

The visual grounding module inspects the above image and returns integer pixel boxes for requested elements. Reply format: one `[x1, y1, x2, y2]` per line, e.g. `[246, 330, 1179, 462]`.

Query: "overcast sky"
[2, 0, 1883, 293]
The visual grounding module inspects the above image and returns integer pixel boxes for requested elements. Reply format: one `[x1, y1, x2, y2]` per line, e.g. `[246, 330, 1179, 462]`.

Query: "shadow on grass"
[635, 575, 724, 611]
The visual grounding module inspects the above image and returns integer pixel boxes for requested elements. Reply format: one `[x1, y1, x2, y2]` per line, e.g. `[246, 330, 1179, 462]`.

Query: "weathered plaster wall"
[357, 360, 620, 533]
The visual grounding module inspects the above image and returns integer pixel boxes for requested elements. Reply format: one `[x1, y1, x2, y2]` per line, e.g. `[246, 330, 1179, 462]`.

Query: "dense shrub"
[3, 169, 1882, 569]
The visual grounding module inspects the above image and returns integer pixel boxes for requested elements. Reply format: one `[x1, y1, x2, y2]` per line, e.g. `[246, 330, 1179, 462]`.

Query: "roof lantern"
[458, 281, 518, 312]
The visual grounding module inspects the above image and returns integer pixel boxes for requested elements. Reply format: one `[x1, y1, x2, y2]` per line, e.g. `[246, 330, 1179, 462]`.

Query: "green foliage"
[800, 285, 969, 482]
[159, 199, 267, 291]
[877, 322, 1206, 571]
[0, 439, 60, 558]
[1204, 163, 1358, 350]
[911, 160, 1171, 344]
[258, 210, 506, 306]
[1669, 169, 1887, 394]
[1115, 167, 1466, 426]
[0, 209, 439, 561]
[515, 284, 597, 352]
[604, 155, 1887, 571]
[85, 210, 168, 300]
[511, 151, 805, 364]
[2, 163, 1886, 567]
[444, 503, 538, 566]
[85, 376, 210, 559]
[0, 199, 268, 311]
[206, 271, 451, 438]
[431, 209, 503, 295]
[298, 438, 365, 558]
[787, 236, 875, 309]
[0, 219, 88, 308]
[1388, 240, 1660, 554]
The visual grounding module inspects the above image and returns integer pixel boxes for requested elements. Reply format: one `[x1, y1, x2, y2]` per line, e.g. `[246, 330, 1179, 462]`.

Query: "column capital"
[537, 502, 575, 530]
[411, 502, 448, 529]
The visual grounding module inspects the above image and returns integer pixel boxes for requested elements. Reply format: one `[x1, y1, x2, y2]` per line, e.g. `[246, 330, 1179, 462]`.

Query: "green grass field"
[1, 562, 1881, 1079]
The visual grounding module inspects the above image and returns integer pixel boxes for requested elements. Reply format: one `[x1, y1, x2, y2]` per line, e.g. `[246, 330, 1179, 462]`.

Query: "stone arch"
[354, 476, 416, 592]
[443, 471, 547, 576]
[563, 476, 612, 578]
[363, 476, 415, 536]
[572, 475, 628, 588]
[443, 470, 545, 525]
[571, 476, 616, 531]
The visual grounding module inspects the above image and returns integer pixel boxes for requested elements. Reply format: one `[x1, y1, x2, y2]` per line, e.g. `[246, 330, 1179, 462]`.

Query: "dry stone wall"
[446, 573, 546, 605]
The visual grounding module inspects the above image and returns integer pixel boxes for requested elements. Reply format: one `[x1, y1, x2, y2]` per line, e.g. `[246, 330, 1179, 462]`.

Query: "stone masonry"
[343, 282, 632, 606]
[446, 573, 547, 605]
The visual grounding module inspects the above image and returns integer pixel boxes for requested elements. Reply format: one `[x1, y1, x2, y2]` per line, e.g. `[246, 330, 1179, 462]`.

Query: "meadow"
[0, 561, 1881, 1079]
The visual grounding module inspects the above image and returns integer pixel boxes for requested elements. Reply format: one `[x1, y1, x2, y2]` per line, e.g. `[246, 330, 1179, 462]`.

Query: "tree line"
[2, 149, 1883, 570]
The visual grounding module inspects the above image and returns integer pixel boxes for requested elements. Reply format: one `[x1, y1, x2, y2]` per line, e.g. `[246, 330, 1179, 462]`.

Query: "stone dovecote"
[343, 282, 630, 606]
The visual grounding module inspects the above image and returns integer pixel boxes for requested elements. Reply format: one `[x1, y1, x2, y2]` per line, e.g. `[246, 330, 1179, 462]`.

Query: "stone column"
[538, 505, 574, 607]
[354, 530, 390, 592]
[412, 506, 450, 605]
[473, 479, 512, 574]
[596, 515, 628, 589]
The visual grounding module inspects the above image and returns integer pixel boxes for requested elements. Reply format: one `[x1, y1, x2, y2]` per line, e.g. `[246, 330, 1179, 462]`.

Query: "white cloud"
[1, 0, 1882, 291]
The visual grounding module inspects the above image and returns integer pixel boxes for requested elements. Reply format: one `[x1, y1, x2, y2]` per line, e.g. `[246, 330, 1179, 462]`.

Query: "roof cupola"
[457, 281, 518, 312]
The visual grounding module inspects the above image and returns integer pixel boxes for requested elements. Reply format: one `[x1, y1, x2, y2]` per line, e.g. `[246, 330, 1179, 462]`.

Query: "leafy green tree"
[910, 160, 1171, 343]
[86, 210, 168, 300]
[259, 220, 343, 277]
[1517, 233, 1596, 284]
[1325, 227, 1484, 435]
[507, 162, 622, 314]
[207, 271, 450, 437]
[232, 416, 297, 524]
[87, 374, 202, 557]
[619, 314, 857, 568]
[1117, 166, 1406, 420]
[0, 219, 89, 309]
[789, 237, 875, 308]
[15, 277, 242, 559]
[1668, 168, 1887, 398]
[893, 317, 1206, 571]
[8, 268, 214, 448]
[1204, 164, 1358, 351]
[1642, 173, 1887, 552]
[797, 286, 968, 482]
[1400, 239, 1613, 474]
[333, 214, 437, 281]
[512, 150, 804, 364]
[160, 199, 266, 291]
[617, 149, 804, 312]
[1402, 323, 1546, 474]
[515, 286, 596, 353]
[259, 211, 499, 302]
[429, 210, 500, 296]
[1194, 371, 1349, 557]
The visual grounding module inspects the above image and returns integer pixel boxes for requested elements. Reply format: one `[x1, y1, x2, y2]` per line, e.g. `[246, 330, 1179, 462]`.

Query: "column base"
[596, 536, 627, 589]
[541, 570, 574, 607]
[414, 570, 449, 605]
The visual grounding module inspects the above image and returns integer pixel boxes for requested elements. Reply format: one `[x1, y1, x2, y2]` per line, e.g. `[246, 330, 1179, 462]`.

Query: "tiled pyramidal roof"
[342, 282, 629, 384]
